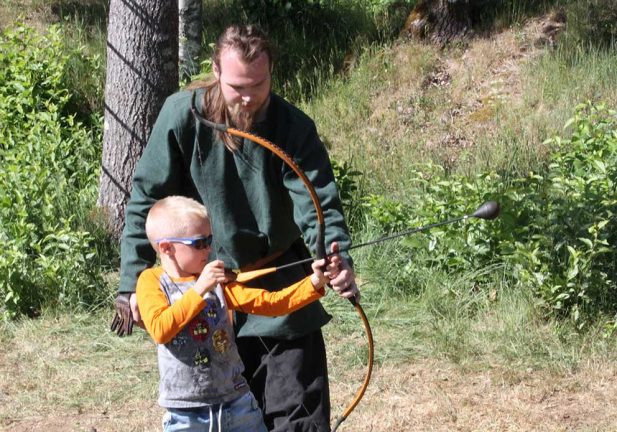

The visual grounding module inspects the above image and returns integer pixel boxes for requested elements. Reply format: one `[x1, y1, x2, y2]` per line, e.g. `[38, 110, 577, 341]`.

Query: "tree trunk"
[402, 0, 471, 45]
[98, 0, 179, 239]
[179, 0, 203, 81]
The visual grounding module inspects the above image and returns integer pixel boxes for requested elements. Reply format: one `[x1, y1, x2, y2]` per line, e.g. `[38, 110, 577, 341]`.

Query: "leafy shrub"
[357, 102, 617, 327]
[0, 25, 110, 318]
[331, 159, 364, 231]
[505, 102, 616, 326]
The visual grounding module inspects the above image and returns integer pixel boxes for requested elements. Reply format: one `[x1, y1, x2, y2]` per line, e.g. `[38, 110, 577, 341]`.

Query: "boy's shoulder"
[137, 266, 165, 283]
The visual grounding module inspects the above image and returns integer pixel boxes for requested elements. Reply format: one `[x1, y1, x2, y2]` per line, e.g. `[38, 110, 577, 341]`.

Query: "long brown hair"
[189, 25, 274, 151]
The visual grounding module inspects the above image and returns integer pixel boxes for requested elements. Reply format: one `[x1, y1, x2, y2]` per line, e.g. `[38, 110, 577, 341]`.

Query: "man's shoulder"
[156, 89, 204, 130]
[164, 89, 201, 110]
[270, 93, 315, 128]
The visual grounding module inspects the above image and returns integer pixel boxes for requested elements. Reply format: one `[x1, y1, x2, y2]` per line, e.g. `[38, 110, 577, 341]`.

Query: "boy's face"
[170, 218, 212, 276]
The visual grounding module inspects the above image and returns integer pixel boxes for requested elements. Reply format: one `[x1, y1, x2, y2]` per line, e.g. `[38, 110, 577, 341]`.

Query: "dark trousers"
[236, 331, 331, 432]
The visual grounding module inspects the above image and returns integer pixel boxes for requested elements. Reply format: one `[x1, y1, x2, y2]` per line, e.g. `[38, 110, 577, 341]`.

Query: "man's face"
[213, 48, 272, 130]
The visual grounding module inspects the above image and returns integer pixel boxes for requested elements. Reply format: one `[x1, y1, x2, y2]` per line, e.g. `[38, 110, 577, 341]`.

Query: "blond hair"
[145, 196, 209, 250]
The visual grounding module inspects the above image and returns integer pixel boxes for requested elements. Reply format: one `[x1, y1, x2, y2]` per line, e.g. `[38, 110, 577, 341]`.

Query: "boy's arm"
[224, 276, 325, 316]
[137, 269, 206, 344]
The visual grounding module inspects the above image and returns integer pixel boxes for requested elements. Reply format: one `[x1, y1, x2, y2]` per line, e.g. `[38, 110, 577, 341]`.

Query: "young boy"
[136, 196, 341, 432]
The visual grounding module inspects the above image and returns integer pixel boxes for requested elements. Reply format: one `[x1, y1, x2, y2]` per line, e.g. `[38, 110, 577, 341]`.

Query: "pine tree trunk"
[179, 0, 203, 81]
[402, 0, 471, 45]
[98, 0, 179, 239]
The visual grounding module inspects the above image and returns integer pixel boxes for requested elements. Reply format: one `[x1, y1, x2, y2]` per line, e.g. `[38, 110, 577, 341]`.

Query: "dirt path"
[334, 361, 617, 431]
[3, 359, 617, 432]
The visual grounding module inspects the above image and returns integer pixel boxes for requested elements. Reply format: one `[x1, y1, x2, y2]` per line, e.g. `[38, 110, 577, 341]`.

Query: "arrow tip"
[471, 201, 500, 220]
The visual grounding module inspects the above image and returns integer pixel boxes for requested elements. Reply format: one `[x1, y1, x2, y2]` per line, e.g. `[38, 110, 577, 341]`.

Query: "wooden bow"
[191, 92, 374, 431]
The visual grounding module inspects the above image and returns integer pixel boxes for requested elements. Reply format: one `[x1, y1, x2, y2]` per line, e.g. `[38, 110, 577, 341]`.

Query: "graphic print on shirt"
[202, 298, 221, 325]
[212, 328, 230, 353]
[189, 318, 210, 342]
[194, 348, 211, 367]
[170, 333, 188, 348]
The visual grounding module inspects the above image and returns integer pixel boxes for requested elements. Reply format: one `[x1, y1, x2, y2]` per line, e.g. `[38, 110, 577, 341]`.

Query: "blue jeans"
[162, 392, 267, 432]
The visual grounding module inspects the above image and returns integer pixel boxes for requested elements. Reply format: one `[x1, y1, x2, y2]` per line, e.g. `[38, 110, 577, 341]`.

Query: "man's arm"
[112, 92, 197, 336]
[118, 100, 191, 295]
[282, 120, 353, 263]
[280, 112, 358, 298]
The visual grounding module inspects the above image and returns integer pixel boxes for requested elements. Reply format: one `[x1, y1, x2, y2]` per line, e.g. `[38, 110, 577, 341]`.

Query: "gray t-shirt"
[156, 273, 248, 408]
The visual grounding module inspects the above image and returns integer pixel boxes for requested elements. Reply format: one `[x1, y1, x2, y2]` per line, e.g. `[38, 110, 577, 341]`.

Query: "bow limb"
[230, 127, 375, 432]
[332, 296, 374, 432]
[191, 92, 374, 430]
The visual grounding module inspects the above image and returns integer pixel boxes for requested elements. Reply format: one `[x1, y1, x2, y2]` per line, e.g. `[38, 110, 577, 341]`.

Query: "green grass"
[3, 292, 616, 425]
[324, 266, 617, 374]
[0, 310, 158, 422]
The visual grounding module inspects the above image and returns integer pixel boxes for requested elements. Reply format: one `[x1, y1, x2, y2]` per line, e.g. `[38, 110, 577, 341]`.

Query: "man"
[113, 24, 358, 431]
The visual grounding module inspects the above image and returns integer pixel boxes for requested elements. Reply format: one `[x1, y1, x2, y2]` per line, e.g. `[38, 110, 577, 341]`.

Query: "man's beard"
[229, 103, 256, 131]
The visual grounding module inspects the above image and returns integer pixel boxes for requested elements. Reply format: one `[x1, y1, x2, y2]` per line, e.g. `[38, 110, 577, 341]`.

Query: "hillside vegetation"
[1, 0, 617, 430]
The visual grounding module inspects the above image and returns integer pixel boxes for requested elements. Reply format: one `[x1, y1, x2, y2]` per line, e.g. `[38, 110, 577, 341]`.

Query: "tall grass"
[302, 40, 442, 191]
[0, 309, 158, 423]
[527, 44, 617, 110]
[201, 0, 413, 102]
[301, 0, 617, 371]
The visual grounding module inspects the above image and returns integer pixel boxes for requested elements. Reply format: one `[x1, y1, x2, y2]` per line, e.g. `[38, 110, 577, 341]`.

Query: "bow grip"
[315, 224, 327, 261]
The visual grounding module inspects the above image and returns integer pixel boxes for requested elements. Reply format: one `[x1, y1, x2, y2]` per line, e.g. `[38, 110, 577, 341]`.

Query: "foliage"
[468, 0, 559, 28]
[506, 103, 616, 327]
[566, 0, 617, 49]
[354, 103, 616, 328]
[0, 25, 111, 319]
[201, 0, 413, 102]
[331, 159, 364, 230]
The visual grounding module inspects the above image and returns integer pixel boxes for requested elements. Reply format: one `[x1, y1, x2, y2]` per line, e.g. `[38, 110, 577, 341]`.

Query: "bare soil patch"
[3, 358, 617, 431]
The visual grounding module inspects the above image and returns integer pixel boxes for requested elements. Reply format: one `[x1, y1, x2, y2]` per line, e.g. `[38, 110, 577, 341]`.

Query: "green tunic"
[119, 89, 352, 339]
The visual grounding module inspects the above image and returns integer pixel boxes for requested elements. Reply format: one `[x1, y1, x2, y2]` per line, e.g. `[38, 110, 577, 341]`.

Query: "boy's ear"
[157, 241, 174, 256]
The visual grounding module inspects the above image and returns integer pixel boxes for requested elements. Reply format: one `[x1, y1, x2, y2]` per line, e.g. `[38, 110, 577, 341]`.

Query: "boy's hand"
[327, 242, 360, 302]
[193, 260, 229, 297]
[310, 255, 341, 289]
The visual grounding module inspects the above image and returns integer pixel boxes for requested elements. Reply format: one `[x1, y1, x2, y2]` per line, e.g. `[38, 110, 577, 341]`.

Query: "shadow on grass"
[50, 0, 109, 29]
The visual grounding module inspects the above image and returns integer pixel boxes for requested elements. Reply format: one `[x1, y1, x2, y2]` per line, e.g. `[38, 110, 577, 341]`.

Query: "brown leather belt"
[238, 249, 285, 272]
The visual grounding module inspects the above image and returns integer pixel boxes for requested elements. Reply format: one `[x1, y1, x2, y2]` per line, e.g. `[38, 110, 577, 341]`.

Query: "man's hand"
[110, 293, 144, 337]
[328, 242, 360, 302]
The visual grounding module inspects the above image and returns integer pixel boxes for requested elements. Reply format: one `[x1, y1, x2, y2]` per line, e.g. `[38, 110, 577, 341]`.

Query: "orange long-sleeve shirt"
[137, 267, 325, 344]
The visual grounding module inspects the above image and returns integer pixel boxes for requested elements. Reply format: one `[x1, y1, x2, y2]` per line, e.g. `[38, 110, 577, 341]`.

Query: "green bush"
[505, 102, 616, 326]
[356, 102, 616, 328]
[331, 159, 364, 231]
[0, 25, 110, 318]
